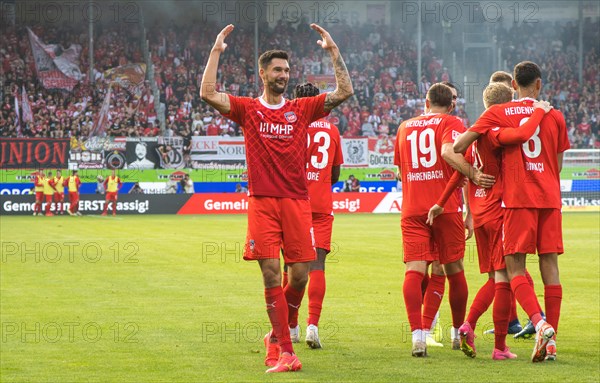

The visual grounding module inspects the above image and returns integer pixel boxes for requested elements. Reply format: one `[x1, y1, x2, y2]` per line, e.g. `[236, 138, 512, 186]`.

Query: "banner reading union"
[0, 138, 69, 169]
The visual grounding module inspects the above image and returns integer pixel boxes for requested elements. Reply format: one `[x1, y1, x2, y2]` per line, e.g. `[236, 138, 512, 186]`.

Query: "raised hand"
[310, 23, 337, 51]
[212, 24, 234, 52]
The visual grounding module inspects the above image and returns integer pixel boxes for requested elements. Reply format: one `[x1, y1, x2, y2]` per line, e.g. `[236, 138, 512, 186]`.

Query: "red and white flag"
[27, 27, 82, 91]
[14, 92, 21, 137]
[89, 87, 112, 137]
[21, 86, 34, 125]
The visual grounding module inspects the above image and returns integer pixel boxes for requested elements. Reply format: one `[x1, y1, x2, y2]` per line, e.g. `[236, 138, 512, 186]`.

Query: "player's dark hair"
[294, 83, 320, 99]
[441, 81, 456, 90]
[427, 83, 453, 108]
[513, 61, 541, 88]
[258, 50, 289, 69]
[489, 71, 513, 87]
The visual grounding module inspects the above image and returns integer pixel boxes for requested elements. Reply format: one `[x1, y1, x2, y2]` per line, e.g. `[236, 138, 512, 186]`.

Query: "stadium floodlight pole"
[88, 0, 94, 85]
[254, 6, 259, 92]
[417, 0, 422, 84]
[578, 0, 583, 85]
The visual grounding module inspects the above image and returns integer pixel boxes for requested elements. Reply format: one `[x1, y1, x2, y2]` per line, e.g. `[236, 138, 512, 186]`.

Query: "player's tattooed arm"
[325, 53, 354, 112]
[200, 24, 233, 115]
[310, 23, 354, 112]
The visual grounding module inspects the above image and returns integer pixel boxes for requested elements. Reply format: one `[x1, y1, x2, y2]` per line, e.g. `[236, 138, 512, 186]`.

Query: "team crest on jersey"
[284, 111, 297, 123]
[452, 130, 461, 140]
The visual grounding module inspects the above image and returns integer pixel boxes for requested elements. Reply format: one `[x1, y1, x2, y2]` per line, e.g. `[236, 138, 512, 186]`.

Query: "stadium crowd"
[0, 17, 598, 148]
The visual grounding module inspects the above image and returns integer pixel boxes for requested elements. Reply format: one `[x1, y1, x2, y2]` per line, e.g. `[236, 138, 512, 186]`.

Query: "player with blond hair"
[455, 61, 569, 362]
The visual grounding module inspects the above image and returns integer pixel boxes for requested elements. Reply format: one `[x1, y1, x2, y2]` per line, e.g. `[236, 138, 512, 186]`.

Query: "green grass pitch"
[1, 213, 599, 382]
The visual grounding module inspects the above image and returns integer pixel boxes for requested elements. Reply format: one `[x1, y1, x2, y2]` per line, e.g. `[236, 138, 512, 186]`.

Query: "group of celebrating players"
[32, 169, 123, 216]
[202, 21, 567, 373]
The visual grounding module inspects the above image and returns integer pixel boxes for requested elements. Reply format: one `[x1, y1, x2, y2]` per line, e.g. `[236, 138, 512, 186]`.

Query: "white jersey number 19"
[406, 128, 437, 169]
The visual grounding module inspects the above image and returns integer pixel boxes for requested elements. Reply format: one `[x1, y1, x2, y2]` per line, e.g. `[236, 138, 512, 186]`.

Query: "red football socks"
[509, 291, 518, 323]
[283, 284, 305, 329]
[422, 273, 445, 330]
[524, 269, 543, 313]
[447, 270, 469, 328]
[544, 284, 562, 332]
[510, 275, 543, 325]
[307, 270, 326, 326]
[265, 286, 293, 354]
[493, 282, 512, 351]
[403, 270, 424, 331]
[421, 272, 430, 297]
[466, 278, 495, 329]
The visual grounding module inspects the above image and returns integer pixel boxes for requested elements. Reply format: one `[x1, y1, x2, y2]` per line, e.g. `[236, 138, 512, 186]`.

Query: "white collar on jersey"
[259, 96, 286, 110]
[420, 112, 440, 116]
[515, 97, 537, 102]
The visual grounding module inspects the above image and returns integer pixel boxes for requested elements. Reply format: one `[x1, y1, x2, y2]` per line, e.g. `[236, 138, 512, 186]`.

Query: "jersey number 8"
[519, 117, 542, 159]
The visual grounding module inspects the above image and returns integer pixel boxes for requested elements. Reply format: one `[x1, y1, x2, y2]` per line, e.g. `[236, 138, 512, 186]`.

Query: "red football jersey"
[470, 98, 570, 208]
[224, 94, 328, 199]
[464, 139, 503, 228]
[394, 113, 465, 218]
[306, 119, 343, 214]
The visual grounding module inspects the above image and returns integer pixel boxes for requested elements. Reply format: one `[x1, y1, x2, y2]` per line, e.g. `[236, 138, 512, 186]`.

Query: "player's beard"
[268, 78, 288, 95]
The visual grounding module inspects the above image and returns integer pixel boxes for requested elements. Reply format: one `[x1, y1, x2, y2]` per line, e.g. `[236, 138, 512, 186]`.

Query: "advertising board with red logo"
[177, 193, 403, 215]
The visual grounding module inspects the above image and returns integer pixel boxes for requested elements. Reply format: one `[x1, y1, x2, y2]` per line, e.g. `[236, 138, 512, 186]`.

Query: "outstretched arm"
[310, 24, 354, 112]
[453, 131, 481, 153]
[200, 24, 234, 115]
[496, 101, 552, 145]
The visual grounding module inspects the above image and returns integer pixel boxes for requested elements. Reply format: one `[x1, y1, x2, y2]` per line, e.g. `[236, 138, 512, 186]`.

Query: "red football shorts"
[401, 212, 465, 264]
[44, 194, 53, 203]
[244, 196, 316, 263]
[312, 212, 334, 253]
[54, 193, 64, 202]
[474, 217, 505, 273]
[35, 192, 43, 202]
[106, 192, 118, 201]
[503, 208, 564, 255]
[69, 192, 79, 205]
